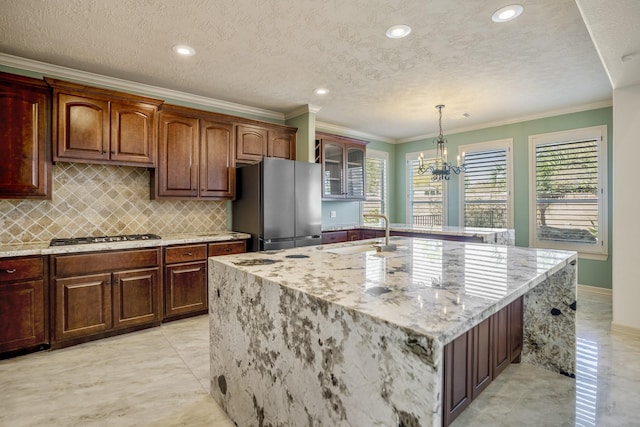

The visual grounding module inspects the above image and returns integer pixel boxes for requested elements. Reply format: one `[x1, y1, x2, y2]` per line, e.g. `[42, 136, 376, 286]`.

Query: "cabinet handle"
[224, 247, 231, 252]
[183, 252, 193, 256]
[5, 269, 16, 274]
[102, 150, 107, 154]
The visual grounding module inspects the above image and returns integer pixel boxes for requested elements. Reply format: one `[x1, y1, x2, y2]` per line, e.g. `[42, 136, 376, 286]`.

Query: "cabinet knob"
[5, 269, 16, 274]
[183, 252, 193, 256]
[224, 247, 231, 252]
[102, 150, 107, 154]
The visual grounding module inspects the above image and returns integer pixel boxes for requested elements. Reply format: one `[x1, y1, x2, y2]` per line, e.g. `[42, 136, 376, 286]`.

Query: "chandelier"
[417, 105, 466, 180]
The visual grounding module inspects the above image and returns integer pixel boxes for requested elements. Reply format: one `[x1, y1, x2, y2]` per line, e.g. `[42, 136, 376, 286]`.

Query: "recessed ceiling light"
[172, 44, 196, 56]
[491, 5, 524, 23]
[314, 88, 330, 95]
[385, 24, 412, 39]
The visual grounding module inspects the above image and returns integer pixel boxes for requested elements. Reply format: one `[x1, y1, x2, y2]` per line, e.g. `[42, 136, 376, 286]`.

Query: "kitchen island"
[208, 236, 576, 426]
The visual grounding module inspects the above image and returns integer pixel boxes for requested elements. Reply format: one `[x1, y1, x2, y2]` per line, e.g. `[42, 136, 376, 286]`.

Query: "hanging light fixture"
[417, 105, 466, 180]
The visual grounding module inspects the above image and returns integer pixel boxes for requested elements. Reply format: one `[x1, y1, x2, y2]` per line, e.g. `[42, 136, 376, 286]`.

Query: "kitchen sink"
[321, 245, 378, 255]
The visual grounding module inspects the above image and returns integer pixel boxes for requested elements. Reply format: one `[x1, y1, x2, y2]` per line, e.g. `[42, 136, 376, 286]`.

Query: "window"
[406, 151, 446, 226]
[459, 139, 513, 228]
[529, 126, 608, 258]
[363, 149, 388, 222]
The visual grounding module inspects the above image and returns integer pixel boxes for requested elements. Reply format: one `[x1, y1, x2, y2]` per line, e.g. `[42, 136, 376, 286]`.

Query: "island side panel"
[209, 259, 444, 427]
[522, 261, 577, 376]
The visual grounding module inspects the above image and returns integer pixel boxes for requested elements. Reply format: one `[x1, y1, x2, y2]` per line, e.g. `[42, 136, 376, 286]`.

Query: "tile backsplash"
[0, 163, 228, 244]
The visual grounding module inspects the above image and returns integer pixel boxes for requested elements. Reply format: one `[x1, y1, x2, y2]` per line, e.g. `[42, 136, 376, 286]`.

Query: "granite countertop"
[0, 231, 251, 258]
[209, 236, 576, 345]
[322, 222, 513, 237]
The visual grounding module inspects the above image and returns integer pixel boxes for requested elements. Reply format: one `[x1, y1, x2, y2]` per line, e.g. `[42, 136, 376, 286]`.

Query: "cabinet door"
[156, 112, 199, 198]
[268, 129, 296, 160]
[0, 279, 47, 352]
[443, 331, 473, 427]
[112, 267, 160, 329]
[110, 100, 157, 166]
[509, 296, 524, 363]
[0, 74, 51, 199]
[347, 230, 361, 241]
[200, 119, 235, 198]
[54, 93, 109, 162]
[492, 305, 510, 378]
[54, 273, 112, 340]
[322, 142, 345, 198]
[346, 144, 365, 199]
[472, 317, 493, 399]
[165, 261, 207, 318]
[236, 124, 267, 163]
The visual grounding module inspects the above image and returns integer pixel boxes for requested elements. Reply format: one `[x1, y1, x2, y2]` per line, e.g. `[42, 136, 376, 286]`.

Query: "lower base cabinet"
[164, 240, 246, 321]
[0, 256, 48, 354]
[50, 248, 161, 348]
[443, 297, 523, 426]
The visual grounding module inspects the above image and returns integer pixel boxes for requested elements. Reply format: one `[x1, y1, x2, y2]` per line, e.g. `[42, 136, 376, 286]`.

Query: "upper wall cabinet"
[0, 72, 52, 199]
[236, 123, 296, 164]
[45, 78, 163, 168]
[151, 105, 235, 200]
[315, 132, 367, 200]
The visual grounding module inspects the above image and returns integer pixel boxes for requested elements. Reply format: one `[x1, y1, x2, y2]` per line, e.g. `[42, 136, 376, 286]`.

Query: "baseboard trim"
[577, 284, 612, 297]
[611, 323, 640, 340]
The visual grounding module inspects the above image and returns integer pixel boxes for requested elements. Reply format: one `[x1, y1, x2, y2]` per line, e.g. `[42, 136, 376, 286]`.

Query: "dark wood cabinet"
[164, 240, 246, 321]
[46, 78, 162, 167]
[152, 106, 235, 200]
[361, 229, 385, 240]
[236, 124, 296, 164]
[443, 297, 524, 426]
[321, 231, 348, 244]
[50, 248, 161, 348]
[0, 256, 48, 354]
[315, 132, 366, 200]
[347, 230, 361, 241]
[443, 331, 473, 427]
[0, 72, 51, 199]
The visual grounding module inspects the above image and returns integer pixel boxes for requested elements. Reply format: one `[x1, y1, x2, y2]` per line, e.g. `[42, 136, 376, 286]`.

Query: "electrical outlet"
[330, 210, 337, 218]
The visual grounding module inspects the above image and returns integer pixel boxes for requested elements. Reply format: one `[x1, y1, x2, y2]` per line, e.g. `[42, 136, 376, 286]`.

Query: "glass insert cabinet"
[315, 132, 367, 200]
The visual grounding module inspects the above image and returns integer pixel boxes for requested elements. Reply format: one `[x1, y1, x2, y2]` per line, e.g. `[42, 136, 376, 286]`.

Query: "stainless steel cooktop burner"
[49, 234, 162, 247]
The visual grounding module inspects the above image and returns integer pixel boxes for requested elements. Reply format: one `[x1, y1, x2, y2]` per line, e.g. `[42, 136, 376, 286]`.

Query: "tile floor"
[1, 289, 638, 426]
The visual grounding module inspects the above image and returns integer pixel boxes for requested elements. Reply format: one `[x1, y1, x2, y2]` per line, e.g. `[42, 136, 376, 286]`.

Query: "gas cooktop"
[49, 234, 162, 247]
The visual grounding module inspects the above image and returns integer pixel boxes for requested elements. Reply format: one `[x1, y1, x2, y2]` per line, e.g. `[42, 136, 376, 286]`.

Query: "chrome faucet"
[363, 213, 395, 251]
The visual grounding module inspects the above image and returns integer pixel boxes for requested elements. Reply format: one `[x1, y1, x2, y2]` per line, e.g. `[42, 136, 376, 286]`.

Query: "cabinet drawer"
[208, 241, 246, 257]
[321, 231, 348, 244]
[52, 248, 160, 277]
[0, 257, 44, 282]
[165, 244, 207, 264]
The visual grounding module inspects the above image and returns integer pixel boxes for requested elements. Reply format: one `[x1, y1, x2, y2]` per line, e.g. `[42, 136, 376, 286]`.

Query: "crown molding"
[396, 99, 613, 143]
[315, 121, 395, 143]
[0, 53, 285, 121]
[285, 104, 322, 120]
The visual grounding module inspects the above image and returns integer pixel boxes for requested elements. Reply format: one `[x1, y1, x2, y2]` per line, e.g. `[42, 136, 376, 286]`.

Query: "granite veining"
[208, 237, 576, 426]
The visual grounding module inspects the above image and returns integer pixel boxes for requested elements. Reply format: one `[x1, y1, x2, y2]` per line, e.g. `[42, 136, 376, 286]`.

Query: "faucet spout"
[363, 213, 390, 247]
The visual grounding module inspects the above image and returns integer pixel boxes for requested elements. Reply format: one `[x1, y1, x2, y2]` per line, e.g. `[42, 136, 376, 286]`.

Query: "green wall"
[392, 107, 613, 288]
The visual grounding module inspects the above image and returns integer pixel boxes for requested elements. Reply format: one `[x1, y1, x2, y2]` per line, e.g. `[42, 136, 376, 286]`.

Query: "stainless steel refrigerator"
[232, 157, 322, 251]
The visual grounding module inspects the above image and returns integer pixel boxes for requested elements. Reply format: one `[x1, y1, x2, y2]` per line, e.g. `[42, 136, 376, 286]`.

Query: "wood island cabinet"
[152, 105, 235, 200]
[315, 132, 366, 200]
[50, 248, 161, 348]
[0, 72, 51, 199]
[235, 124, 296, 164]
[46, 78, 162, 167]
[443, 297, 523, 427]
[164, 240, 246, 321]
[0, 256, 48, 354]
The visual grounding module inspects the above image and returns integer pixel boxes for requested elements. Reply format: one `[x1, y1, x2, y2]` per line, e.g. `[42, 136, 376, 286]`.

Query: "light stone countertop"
[0, 231, 251, 258]
[209, 236, 574, 345]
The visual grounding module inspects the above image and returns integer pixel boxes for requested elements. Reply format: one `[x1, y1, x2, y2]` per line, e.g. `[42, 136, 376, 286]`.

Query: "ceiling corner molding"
[285, 104, 322, 120]
[0, 53, 285, 121]
[315, 121, 396, 144]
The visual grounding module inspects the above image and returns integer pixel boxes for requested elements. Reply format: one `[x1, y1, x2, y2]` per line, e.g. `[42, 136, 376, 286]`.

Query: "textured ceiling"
[0, 0, 615, 141]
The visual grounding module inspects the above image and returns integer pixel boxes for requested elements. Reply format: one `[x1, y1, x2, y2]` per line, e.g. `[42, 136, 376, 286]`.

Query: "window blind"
[534, 138, 599, 245]
[463, 148, 508, 228]
[363, 155, 387, 218]
[408, 157, 443, 226]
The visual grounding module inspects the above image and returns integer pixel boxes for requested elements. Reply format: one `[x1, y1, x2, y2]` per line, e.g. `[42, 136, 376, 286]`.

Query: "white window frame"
[528, 125, 608, 260]
[362, 149, 389, 218]
[458, 139, 514, 229]
[405, 150, 448, 225]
